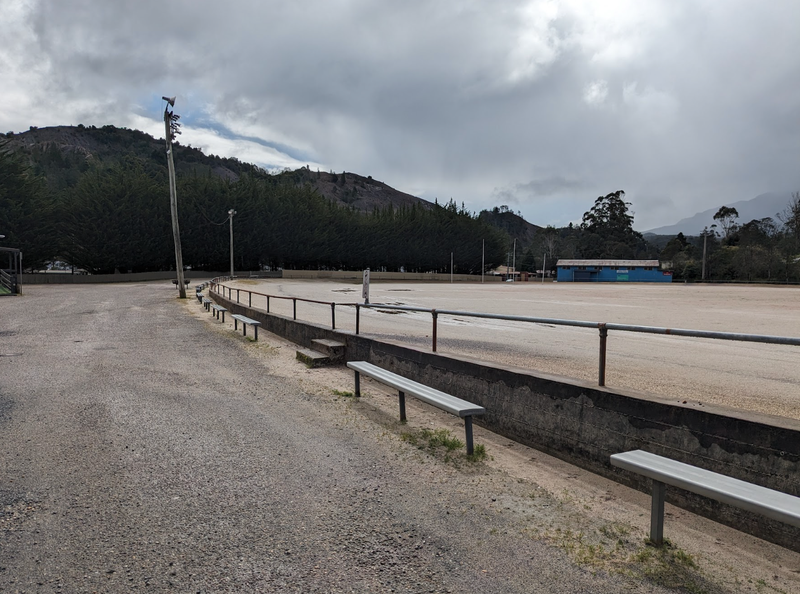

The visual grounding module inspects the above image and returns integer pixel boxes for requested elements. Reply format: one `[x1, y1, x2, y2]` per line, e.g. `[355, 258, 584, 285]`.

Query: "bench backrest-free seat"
[611, 449, 800, 545]
[347, 361, 485, 454]
[230, 313, 261, 340]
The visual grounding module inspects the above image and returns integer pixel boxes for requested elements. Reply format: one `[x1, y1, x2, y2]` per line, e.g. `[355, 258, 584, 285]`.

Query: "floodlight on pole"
[163, 95, 186, 298]
[228, 209, 237, 278]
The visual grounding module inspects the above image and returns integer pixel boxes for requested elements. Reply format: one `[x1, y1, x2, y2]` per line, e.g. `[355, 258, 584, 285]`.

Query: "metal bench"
[210, 303, 227, 322]
[611, 449, 800, 545]
[346, 361, 485, 455]
[202, 297, 212, 311]
[230, 314, 261, 341]
[196, 290, 204, 303]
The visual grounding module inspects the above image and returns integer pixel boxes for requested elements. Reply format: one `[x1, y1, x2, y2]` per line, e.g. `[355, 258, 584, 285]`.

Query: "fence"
[211, 277, 800, 387]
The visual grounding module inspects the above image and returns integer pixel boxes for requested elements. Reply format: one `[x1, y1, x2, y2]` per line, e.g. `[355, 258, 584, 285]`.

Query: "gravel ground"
[230, 279, 800, 421]
[0, 283, 686, 594]
[2, 282, 799, 593]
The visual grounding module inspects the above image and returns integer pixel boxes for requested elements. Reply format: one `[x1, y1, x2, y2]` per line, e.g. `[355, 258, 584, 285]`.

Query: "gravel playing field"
[229, 279, 800, 420]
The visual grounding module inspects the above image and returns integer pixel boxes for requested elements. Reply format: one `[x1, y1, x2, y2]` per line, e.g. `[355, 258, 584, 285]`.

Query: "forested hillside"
[0, 127, 508, 274]
[3, 125, 798, 282]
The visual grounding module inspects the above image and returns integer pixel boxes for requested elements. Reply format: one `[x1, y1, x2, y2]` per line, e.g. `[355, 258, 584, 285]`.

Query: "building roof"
[556, 259, 660, 267]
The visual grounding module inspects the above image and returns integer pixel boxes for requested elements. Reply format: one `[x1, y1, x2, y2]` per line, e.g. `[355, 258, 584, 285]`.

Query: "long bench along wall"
[213, 291, 800, 551]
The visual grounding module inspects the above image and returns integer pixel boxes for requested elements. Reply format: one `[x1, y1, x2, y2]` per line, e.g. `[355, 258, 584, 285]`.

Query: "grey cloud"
[5, 0, 800, 229]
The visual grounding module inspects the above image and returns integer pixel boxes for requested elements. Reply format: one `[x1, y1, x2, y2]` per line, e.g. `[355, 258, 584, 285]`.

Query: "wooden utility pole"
[163, 97, 186, 298]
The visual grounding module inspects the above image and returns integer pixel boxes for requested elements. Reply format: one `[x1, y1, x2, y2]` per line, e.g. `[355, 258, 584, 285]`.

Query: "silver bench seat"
[611, 449, 800, 545]
[347, 361, 485, 454]
[230, 314, 261, 340]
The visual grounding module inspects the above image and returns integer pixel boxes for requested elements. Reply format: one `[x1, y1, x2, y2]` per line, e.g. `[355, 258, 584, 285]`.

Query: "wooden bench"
[210, 303, 227, 322]
[196, 290, 204, 303]
[202, 297, 212, 311]
[230, 314, 261, 340]
[346, 361, 485, 455]
[611, 449, 800, 545]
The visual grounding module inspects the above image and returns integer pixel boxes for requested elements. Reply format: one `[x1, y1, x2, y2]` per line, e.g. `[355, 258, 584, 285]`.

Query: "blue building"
[556, 260, 672, 283]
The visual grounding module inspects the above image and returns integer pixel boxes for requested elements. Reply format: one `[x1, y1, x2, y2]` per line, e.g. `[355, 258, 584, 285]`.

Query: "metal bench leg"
[243, 324, 247, 337]
[254, 326, 258, 341]
[354, 371, 360, 397]
[398, 391, 406, 422]
[221, 312, 225, 323]
[465, 416, 474, 455]
[650, 479, 665, 545]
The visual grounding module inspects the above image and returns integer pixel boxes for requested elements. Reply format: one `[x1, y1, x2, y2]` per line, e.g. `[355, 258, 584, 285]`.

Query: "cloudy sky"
[2, 0, 799, 230]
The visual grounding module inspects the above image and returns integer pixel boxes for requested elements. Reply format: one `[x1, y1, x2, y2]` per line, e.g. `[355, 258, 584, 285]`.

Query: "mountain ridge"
[644, 192, 794, 236]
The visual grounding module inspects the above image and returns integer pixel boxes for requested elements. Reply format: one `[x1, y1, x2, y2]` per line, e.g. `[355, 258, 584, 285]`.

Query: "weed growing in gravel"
[423, 428, 464, 451]
[536, 520, 718, 593]
[467, 443, 487, 462]
[332, 389, 355, 398]
[626, 540, 717, 593]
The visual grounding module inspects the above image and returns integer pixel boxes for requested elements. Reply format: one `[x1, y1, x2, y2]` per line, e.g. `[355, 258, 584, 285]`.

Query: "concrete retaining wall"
[211, 290, 800, 551]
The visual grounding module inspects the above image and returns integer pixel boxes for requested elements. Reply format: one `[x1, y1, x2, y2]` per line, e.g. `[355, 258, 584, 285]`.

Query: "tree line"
[0, 142, 509, 274]
[3, 125, 799, 283]
[514, 191, 800, 283]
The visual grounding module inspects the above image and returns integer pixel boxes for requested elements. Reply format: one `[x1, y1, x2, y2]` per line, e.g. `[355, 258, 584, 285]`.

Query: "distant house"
[556, 260, 672, 283]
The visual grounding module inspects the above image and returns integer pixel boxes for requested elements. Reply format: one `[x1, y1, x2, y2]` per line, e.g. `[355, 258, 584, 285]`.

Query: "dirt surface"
[229, 279, 800, 421]
[211, 280, 800, 592]
[1, 282, 799, 593]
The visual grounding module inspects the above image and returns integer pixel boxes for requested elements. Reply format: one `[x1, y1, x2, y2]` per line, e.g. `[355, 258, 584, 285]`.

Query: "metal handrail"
[211, 277, 348, 328]
[211, 278, 800, 387]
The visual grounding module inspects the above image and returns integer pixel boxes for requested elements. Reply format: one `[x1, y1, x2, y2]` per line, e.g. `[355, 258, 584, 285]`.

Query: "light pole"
[542, 253, 546, 283]
[512, 238, 516, 281]
[162, 96, 186, 298]
[481, 239, 484, 283]
[228, 209, 236, 278]
[701, 224, 716, 281]
[450, 252, 453, 283]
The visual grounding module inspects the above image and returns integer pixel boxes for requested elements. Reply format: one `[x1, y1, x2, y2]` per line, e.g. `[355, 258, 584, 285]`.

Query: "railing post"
[598, 323, 608, 387]
[249, 291, 252, 307]
[356, 304, 361, 334]
[266, 296, 270, 313]
[432, 310, 438, 352]
[236, 289, 240, 303]
[293, 298, 297, 320]
[331, 303, 336, 330]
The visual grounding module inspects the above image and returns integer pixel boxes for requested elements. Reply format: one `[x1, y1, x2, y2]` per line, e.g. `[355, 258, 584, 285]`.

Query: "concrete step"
[311, 338, 346, 360]
[296, 348, 331, 368]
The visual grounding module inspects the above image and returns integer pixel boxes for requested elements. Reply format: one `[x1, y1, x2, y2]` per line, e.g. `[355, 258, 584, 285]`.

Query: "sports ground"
[230, 278, 800, 421]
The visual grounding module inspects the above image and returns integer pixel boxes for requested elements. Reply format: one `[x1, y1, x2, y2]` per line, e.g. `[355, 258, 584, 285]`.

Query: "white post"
[362, 269, 370, 304]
